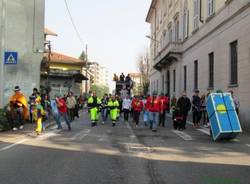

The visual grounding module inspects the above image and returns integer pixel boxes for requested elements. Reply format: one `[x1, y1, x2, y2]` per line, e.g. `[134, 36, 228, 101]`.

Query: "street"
[0, 111, 250, 184]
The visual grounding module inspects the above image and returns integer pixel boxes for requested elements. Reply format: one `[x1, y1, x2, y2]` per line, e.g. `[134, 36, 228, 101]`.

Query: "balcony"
[153, 41, 183, 71]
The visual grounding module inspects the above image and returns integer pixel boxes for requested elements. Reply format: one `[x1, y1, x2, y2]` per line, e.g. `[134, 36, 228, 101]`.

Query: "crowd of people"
[7, 86, 86, 135]
[6, 85, 240, 135]
[86, 89, 240, 132]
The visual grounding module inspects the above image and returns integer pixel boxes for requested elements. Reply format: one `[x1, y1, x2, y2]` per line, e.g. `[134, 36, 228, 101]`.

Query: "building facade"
[146, 0, 250, 128]
[0, 0, 45, 107]
[89, 62, 109, 87]
[41, 52, 86, 97]
[129, 73, 143, 96]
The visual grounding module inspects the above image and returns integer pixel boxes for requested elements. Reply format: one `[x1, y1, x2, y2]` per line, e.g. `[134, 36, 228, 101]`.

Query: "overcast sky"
[45, 0, 151, 87]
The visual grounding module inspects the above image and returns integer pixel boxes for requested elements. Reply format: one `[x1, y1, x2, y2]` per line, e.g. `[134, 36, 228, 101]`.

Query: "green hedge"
[0, 107, 11, 131]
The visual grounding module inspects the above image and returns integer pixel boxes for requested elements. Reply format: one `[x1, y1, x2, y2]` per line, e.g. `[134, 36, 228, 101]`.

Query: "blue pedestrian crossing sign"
[4, 52, 18, 65]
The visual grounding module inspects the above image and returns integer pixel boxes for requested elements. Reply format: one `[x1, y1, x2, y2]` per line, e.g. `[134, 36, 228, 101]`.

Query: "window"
[194, 60, 198, 89]
[168, 25, 173, 43]
[184, 65, 187, 91]
[162, 75, 165, 92]
[183, 10, 189, 39]
[230, 41, 238, 85]
[169, 0, 173, 8]
[208, 0, 214, 17]
[208, 52, 214, 88]
[167, 70, 170, 95]
[174, 18, 179, 41]
[157, 79, 159, 92]
[193, 0, 199, 29]
[173, 69, 176, 92]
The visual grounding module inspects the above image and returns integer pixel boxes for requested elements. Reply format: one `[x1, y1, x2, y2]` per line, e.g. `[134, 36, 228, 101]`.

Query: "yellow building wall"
[49, 63, 82, 71]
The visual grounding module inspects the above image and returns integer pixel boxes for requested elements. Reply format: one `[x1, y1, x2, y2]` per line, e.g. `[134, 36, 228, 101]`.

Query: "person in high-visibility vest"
[88, 92, 101, 127]
[108, 95, 119, 127]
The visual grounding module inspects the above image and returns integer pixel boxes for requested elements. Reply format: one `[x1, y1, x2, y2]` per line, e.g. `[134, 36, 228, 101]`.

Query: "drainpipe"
[0, 0, 6, 107]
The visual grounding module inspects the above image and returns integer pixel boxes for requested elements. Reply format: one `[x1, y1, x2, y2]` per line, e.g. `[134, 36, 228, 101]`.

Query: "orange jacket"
[9, 92, 29, 120]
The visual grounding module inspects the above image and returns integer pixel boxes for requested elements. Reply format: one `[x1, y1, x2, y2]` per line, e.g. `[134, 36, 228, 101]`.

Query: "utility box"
[206, 93, 242, 141]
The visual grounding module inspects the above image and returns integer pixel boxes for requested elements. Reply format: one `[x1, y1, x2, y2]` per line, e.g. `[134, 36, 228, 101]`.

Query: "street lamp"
[146, 35, 160, 43]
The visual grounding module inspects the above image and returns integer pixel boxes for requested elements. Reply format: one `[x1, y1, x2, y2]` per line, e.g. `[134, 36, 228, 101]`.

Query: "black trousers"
[133, 111, 140, 125]
[68, 108, 75, 122]
[159, 110, 166, 126]
[193, 109, 201, 125]
[123, 109, 130, 121]
[180, 115, 187, 129]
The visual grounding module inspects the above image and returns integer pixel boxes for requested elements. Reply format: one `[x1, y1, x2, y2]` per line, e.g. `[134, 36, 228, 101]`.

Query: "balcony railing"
[154, 41, 183, 64]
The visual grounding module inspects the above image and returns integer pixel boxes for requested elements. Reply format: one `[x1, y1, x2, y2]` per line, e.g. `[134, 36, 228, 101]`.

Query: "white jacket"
[122, 98, 131, 110]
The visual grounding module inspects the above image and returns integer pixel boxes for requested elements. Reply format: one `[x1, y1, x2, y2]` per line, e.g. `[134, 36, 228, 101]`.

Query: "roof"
[44, 52, 85, 65]
[44, 28, 58, 36]
[146, 0, 157, 23]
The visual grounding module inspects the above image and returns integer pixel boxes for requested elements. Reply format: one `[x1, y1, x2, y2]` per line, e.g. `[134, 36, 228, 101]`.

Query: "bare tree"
[137, 50, 150, 95]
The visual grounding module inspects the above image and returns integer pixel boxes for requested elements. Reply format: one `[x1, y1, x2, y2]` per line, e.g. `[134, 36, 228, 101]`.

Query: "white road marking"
[38, 129, 62, 140]
[0, 139, 28, 152]
[246, 144, 250, 147]
[197, 128, 210, 135]
[71, 129, 91, 141]
[172, 130, 193, 141]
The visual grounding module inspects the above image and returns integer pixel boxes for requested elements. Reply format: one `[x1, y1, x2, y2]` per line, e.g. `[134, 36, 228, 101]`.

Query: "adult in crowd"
[177, 91, 191, 130]
[200, 94, 208, 126]
[120, 73, 125, 81]
[66, 92, 77, 122]
[101, 94, 109, 124]
[56, 94, 71, 131]
[192, 89, 201, 128]
[142, 95, 149, 126]
[50, 96, 62, 129]
[9, 86, 29, 130]
[158, 93, 169, 127]
[131, 96, 143, 127]
[29, 88, 41, 123]
[108, 95, 120, 127]
[122, 95, 131, 122]
[229, 90, 240, 115]
[87, 92, 101, 127]
[146, 91, 160, 132]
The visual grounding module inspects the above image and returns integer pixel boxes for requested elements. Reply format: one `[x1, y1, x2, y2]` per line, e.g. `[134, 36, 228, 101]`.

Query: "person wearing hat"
[9, 86, 29, 130]
[29, 88, 41, 123]
[192, 89, 201, 128]
[146, 91, 160, 132]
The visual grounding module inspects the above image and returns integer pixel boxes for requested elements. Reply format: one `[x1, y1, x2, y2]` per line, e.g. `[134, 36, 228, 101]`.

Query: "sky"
[45, 0, 151, 87]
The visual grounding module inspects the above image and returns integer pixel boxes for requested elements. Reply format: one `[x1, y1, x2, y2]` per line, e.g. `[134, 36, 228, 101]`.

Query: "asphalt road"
[0, 111, 250, 184]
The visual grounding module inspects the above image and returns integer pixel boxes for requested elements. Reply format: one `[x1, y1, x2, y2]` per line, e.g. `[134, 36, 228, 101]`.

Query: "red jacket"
[132, 99, 143, 112]
[57, 98, 67, 113]
[146, 96, 160, 112]
[159, 96, 169, 112]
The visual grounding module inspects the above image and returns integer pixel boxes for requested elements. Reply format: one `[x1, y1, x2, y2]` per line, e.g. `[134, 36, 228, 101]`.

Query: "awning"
[73, 73, 88, 83]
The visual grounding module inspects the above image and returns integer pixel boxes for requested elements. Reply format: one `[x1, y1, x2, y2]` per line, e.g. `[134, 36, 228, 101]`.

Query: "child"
[172, 107, 183, 130]
[32, 100, 46, 135]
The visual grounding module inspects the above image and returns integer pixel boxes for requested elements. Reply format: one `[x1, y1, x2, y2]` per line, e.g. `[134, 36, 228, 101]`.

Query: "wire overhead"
[63, 0, 85, 47]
